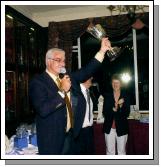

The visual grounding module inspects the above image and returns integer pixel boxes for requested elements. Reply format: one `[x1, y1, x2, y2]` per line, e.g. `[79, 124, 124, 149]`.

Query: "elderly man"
[29, 38, 111, 155]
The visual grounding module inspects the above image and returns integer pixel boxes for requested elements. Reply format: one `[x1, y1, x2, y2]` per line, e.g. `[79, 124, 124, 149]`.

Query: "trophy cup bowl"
[87, 24, 121, 61]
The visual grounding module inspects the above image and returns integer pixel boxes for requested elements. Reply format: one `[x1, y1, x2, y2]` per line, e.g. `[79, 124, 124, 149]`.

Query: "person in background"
[72, 77, 95, 155]
[29, 38, 111, 155]
[102, 74, 130, 155]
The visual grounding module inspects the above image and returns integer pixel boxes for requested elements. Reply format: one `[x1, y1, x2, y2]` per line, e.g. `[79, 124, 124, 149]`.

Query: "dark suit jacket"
[29, 58, 101, 154]
[102, 91, 130, 136]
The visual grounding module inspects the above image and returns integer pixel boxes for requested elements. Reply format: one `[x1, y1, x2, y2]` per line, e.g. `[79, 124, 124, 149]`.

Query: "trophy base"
[106, 47, 121, 62]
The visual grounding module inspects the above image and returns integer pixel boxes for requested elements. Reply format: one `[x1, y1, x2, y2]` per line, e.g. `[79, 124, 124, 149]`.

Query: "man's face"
[47, 51, 65, 75]
[112, 79, 121, 92]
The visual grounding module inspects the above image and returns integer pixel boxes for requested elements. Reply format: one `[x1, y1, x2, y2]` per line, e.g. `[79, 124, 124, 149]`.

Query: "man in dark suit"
[29, 38, 111, 155]
[72, 77, 95, 155]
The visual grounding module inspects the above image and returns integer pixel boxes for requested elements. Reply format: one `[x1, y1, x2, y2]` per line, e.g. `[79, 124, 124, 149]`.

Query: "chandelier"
[107, 5, 148, 23]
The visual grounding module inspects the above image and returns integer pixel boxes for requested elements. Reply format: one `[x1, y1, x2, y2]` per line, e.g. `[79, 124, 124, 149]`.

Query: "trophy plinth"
[87, 24, 121, 62]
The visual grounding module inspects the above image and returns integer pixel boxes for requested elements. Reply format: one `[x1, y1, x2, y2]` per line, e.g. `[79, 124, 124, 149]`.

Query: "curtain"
[48, 18, 90, 70]
[48, 12, 148, 71]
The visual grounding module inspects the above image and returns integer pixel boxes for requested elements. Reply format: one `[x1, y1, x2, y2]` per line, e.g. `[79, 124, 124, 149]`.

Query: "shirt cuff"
[58, 91, 65, 98]
[94, 51, 105, 63]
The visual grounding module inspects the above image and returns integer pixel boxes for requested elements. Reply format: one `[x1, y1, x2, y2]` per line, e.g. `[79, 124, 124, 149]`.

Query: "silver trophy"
[87, 24, 121, 61]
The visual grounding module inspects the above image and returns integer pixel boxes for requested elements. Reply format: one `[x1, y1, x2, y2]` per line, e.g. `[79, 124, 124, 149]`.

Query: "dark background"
[72, 27, 149, 110]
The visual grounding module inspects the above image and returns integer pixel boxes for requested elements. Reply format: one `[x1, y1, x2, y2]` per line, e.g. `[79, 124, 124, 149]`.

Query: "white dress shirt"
[80, 84, 93, 128]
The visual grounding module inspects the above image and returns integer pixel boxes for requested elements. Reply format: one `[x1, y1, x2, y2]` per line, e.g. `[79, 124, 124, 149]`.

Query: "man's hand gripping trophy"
[87, 24, 121, 61]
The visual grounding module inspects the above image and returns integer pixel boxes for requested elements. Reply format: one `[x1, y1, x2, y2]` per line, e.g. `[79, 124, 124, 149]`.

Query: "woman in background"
[102, 74, 130, 155]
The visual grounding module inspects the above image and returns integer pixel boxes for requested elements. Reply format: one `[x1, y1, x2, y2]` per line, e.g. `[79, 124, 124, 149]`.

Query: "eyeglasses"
[48, 58, 65, 64]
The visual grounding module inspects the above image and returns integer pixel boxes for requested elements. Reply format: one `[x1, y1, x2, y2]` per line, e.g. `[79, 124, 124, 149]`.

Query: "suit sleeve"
[29, 79, 66, 118]
[71, 58, 101, 83]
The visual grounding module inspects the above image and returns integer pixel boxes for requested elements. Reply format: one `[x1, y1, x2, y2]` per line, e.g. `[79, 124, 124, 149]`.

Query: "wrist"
[95, 51, 105, 63]
[58, 90, 65, 98]
[59, 87, 65, 93]
[99, 50, 106, 55]
[113, 107, 117, 112]
[60, 90, 65, 93]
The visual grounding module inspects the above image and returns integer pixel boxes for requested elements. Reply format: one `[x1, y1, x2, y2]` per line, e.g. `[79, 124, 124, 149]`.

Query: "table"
[126, 119, 149, 155]
[5, 135, 38, 155]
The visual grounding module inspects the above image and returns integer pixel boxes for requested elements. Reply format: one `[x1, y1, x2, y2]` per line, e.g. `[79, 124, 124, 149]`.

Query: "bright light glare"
[121, 73, 131, 83]
[6, 14, 13, 19]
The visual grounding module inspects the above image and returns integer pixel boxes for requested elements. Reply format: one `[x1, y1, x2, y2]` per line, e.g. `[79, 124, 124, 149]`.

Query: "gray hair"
[45, 48, 65, 66]
[46, 48, 65, 59]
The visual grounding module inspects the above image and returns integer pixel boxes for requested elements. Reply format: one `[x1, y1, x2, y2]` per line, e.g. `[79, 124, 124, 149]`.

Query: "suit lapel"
[42, 72, 59, 92]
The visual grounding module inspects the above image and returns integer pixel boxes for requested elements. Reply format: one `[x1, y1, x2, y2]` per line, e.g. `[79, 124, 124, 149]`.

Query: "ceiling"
[9, 5, 149, 27]
[9, 5, 110, 27]
[11, 5, 90, 13]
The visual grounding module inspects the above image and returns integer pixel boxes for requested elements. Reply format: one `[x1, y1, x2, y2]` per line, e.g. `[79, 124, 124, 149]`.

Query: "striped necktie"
[86, 89, 91, 121]
[64, 93, 73, 128]
[56, 77, 73, 128]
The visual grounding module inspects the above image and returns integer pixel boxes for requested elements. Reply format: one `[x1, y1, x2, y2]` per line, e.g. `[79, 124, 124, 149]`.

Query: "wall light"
[30, 27, 35, 31]
[6, 14, 13, 20]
